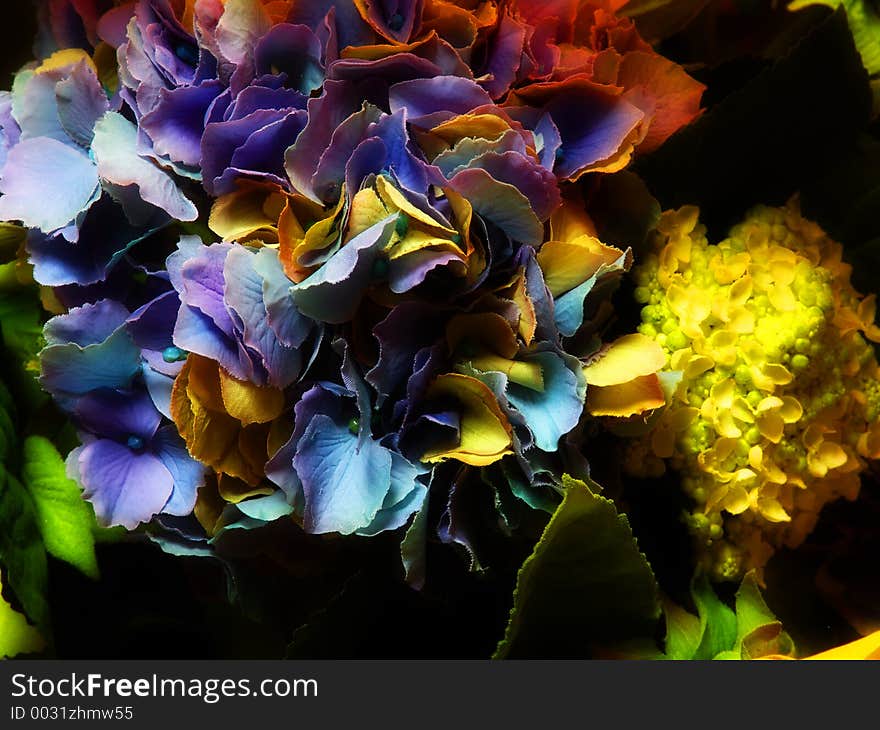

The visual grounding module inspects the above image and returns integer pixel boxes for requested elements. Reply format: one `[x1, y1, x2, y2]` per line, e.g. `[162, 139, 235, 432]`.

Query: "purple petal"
[55, 61, 110, 148]
[226, 110, 308, 188]
[356, 0, 423, 43]
[223, 246, 302, 388]
[75, 388, 163, 441]
[77, 440, 173, 529]
[469, 150, 561, 221]
[178, 242, 235, 336]
[388, 76, 492, 124]
[140, 80, 225, 168]
[126, 290, 180, 351]
[284, 79, 369, 201]
[253, 246, 313, 349]
[228, 83, 305, 119]
[172, 303, 251, 381]
[254, 23, 324, 95]
[388, 249, 462, 293]
[44, 299, 130, 347]
[482, 13, 528, 99]
[446, 167, 543, 244]
[12, 70, 69, 144]
[0, 137, 99, 233]
[311, 103, 384, 201]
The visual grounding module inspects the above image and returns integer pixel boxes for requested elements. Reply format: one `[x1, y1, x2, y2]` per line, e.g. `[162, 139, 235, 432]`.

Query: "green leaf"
[790, 0, 880, 75]
[0, 571, 45, 658]
[636, 8, 871, 237]
[691, 575, 738, 660]
[733, 571, 796, 659]
[21, 436, 99, 580]
[662, 596, 703, 660]
[0, 468, 49, 630]
[494, 475, 660, 659]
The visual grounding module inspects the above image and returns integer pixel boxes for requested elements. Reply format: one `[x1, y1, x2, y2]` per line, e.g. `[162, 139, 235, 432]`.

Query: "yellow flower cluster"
[627, 202, 880, 580]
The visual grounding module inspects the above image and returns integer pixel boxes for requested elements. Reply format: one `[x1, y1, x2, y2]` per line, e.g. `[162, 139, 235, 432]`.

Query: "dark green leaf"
[494, 475, 660, 658]
[636, 8, 871, 237]
[0, 469, 48, 630]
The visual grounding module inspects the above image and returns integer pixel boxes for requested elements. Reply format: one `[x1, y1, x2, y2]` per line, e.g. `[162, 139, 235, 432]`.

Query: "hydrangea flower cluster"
[0, 0, 704, 543]
[627, 203, 880, 580]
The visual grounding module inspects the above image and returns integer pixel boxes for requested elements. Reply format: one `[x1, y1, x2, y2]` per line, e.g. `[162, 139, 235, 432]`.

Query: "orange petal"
[587, 373, 666, 417]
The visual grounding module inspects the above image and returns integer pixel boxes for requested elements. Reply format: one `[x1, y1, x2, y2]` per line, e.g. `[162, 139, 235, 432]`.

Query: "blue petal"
[293, 414, 393, 535]
[40, 327, 142, 397]
[142, 362, 176, 419]
[505, 351, 586, 452]
[235, 490, 294, 521]
[153, 425, 205, 517]
[356, 452, 426, 536]
[91, 111, 198, 222]
[253, 246, 312, 348]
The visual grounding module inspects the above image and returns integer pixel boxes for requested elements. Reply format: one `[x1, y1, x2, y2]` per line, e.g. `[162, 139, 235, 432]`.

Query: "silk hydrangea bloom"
[10, 0, 704, 540]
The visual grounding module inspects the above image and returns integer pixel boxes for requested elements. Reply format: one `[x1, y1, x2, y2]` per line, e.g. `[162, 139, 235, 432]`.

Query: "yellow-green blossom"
[628, 202, 880, 580]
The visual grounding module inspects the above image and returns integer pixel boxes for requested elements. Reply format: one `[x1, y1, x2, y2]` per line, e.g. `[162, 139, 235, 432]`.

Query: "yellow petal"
[587, 374, 666, 417]
[711, 251, 750, 285]
[817, 441, 848, 471]
[347, 185, 390, 239]
[388, 227, 464, 260]
[768, 283, 797, 312]
[548, 196, 597, 242]
[756, 496, 790, 523]
[710, 379, 736, 409]
[756, 411, 785, 444]
[421, 374, 513, 466]
[779, 396, 803, 423]
[715, 411, 742, 439]
[803, 630, 880, 660]
[209, 184, 285, 242]
[218, 368, 285, 426]
[721, 483, 751, 515]
[727, 307, 755, 334]
[428, 113, 512, 147]
[217, 473, 274, 504]
[376, 175, 457, 235]
[583, 333, 666, 387]
[684, 354, 714, 379]
[537, 235, 624, 297]
[469, 354, 545, 391]
[280, 186, 345, 282]
[171, 356, 269, 486]
[35, 48, 97, 75]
